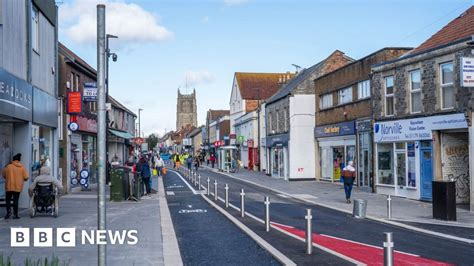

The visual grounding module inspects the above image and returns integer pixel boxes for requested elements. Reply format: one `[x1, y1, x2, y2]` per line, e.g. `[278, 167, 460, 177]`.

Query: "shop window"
[384, 76, 394, 116]
[32, 125, 53, 177]
[377, 143, 394, 185]
[338, 87, 352, 105]
[358, 80, 371, 99]
[409, 70, 422, 113]
[440, 62, 454, 109]
[407, 142, 416, 187]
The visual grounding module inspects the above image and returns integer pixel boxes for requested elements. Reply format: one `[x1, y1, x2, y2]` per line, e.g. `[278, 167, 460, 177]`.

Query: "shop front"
[108, 129, 134, 165]
[0, 69, 58, 208]
[374, 113, 469, 201]
[70, 116, 98, 186]
[266, 134, 289, 179]
[315, 121, 356, 182]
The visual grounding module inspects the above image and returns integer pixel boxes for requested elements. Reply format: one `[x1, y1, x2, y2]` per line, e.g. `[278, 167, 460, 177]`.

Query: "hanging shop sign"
[67, 91, 82, 114]
[461, 57, 474, 87]
[374, 113, 468, 143]
[77, 116, 97, 133]
[314, 121, 356, 138]
[83, 82, 98, 101]
[68, 122, 79, 132]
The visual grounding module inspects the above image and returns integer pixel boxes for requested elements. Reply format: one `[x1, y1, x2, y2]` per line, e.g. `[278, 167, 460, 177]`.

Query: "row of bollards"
[178, 170, 394, 264]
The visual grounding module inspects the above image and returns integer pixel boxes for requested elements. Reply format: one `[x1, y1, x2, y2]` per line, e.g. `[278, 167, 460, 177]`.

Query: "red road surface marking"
[272, 223, 453, 266]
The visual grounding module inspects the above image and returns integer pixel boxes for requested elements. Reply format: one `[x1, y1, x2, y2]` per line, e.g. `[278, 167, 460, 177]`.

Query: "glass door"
[332, 147, 344, 181]
[395, 142, 407, 197]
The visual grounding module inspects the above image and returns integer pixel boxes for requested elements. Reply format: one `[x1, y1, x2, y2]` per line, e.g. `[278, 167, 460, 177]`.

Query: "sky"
[58, 0, 473, 137]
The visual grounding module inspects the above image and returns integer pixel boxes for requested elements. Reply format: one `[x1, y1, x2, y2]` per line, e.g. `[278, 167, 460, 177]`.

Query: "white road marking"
[170, 170, 197, 194]
[166, 191, 175, 196]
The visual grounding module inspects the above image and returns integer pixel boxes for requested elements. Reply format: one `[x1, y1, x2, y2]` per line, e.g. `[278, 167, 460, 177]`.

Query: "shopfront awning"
[108, 129, 134, 139]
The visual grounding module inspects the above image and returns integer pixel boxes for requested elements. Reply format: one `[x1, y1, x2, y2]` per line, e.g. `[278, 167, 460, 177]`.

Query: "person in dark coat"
[139, 157, 152, 195]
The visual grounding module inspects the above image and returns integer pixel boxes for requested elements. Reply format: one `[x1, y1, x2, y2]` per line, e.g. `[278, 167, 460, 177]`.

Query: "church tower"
[176, 88, 197, 130]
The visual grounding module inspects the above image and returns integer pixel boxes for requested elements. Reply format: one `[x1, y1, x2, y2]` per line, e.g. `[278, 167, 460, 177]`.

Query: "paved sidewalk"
[0, 175, 166, 265]
[201, 165, 474, 229]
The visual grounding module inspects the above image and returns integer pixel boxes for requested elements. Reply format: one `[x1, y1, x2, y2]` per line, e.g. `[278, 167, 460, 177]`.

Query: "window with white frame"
[410, 69, 422, 113]
[357, 80, 370, 99]
[31, 5, 39, 52]
[384, 76, 394, 116]
[440, 62, 454, 109]
[319, 93, 333, 109]
[338, 87, 353, 104]
[70, 73, 75, 91]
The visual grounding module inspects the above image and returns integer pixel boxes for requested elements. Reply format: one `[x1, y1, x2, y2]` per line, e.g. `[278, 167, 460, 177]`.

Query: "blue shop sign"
[266, 133, 289, 147]
[314, 121, 356, 138]
[0, 68, 33, 121]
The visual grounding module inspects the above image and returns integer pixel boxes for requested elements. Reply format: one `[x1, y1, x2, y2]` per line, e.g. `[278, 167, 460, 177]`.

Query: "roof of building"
[108, 96, 137, 117]
[187, 126, 204, 138]
[59, 42, 97, 76]
[266, 50, 354, 105]
[410, 6, 474, 54]
[207, 109, 230, 122]
[234, 72, 294, 100]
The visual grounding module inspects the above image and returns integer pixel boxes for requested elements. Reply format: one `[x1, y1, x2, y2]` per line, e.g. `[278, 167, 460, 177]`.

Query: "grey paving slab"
[0, 183, 163, 266]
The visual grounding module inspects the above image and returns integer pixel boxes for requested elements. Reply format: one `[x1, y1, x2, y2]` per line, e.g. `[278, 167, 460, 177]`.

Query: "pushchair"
[30, 182, 59, 218]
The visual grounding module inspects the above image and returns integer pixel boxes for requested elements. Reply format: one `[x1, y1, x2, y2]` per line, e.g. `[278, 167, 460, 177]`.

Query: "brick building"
[313, 48, 411, 188]
[371, 7, 474, 210]
[205, 109, 230, 155]
[265, 50, 354, 180]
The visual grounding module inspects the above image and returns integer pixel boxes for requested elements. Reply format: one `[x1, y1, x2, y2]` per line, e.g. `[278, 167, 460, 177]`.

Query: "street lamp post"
[105, 34, 118, 174]
[138, 108, 143, 138]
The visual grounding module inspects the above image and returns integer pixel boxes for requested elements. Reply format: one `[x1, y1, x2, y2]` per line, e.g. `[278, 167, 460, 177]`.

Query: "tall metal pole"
[138, 109, 143, 138]
[96, 5, 107, 266]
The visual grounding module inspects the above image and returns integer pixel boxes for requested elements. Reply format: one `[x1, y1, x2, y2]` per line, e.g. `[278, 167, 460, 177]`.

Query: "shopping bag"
[162, 167, 167, 176]
[153, 168, 158, 176]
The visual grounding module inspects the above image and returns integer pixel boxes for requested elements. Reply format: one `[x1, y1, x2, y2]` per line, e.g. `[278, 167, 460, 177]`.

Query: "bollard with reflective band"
[240, 189, 245, 217]
[383, 232, 394, 266]
[214, 180, 218, 201]
[225, 184, 229, 208]
[305, 209, 313, 255]
[198, 175, 201, 191]
[387, 195, 392, 219]
[194, 172, 197, 186]
[264, 196, 270, 232]
[207, 177, 210, 196]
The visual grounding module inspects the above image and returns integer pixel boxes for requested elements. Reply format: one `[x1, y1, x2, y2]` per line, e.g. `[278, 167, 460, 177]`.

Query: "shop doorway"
[332, 146, 344, 182]
[420, 141, 433, 200]
[359, 149, 370, 186]
[0, 123, 13, 200]
[272, 146, 285, 178]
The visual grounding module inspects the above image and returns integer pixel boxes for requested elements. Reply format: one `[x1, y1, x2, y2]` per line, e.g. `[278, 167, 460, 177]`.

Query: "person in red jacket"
[210, 154, 216, 168]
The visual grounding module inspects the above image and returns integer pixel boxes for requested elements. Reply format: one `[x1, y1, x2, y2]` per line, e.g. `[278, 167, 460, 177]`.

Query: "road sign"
[135, 137, 144, 145]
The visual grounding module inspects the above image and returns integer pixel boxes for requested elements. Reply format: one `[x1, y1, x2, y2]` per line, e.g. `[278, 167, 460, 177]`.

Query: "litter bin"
[110, 167, 131, 201]
[432, 180, 456, 221]
[352, 199, 367, 219]
[132, 173, 143, 199]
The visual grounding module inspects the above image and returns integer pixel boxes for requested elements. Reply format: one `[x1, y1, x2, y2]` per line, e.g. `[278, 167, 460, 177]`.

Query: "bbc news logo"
[10, 228, 138, 247]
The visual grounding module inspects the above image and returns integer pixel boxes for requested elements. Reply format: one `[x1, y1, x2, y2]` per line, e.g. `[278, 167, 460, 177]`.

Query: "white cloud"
[184, 70, 215, 86]
[224, 0, 249, 6]
[59, 0, 173, 45]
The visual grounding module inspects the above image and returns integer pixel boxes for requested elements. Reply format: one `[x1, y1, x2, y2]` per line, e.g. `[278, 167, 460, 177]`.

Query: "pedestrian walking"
[342, 161, 356, 204]
[210, 154, 216, 168]
[2, 153, 29, 219]
[139, 157, 152, 195]
[187, 155, 193, 169]
[154, 155, 164, 176]
[194, 156, 200, 172]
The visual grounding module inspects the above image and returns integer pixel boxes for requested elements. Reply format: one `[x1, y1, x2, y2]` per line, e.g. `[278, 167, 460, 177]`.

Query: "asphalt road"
[197, 167, 474, 265]
[163, 170, 280, 266]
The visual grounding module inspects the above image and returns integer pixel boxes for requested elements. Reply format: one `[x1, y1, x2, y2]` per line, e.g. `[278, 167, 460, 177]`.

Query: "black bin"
[432, 180, 456, 221]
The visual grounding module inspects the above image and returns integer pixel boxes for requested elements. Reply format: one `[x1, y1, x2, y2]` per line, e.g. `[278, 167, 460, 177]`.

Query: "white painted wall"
[229, 76, 245, 135]
[288, 95, 315, 180]
[259, 103, 267, 172]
